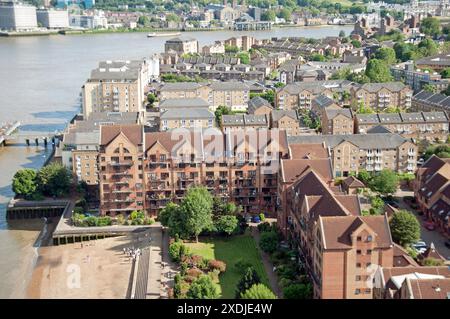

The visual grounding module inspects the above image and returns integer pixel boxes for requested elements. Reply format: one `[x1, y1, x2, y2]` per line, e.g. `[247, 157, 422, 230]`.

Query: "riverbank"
[0, 23, 353, 38]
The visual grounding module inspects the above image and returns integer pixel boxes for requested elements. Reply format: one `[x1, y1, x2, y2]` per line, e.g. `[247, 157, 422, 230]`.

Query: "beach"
[26, 235, 135, 299]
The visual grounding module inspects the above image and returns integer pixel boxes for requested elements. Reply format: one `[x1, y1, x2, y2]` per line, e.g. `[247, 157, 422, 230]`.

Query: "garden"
[161, 186, 276, 299]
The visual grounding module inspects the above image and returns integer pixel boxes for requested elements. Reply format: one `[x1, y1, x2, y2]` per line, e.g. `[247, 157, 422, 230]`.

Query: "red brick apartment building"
[99, 124, 289, 217]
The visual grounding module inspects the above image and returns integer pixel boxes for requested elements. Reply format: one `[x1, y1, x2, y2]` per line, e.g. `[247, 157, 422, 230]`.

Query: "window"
[367, 249, 372, 255]
[356, 263, 361, 268]
[357, 236, 362, 241]
[355, 289, 361, 295]
[355, 276, 361, 281]
[356, 249, 362, 255]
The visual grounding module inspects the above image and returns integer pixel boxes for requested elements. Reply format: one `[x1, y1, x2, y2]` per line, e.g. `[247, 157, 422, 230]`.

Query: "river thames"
[0, 25, 353, 298]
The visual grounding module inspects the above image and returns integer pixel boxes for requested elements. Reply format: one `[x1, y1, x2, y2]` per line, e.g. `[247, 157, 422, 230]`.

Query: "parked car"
[424, 222, 436, 231]
[445, 240, 450, 249]
[252, 216, 261, 223]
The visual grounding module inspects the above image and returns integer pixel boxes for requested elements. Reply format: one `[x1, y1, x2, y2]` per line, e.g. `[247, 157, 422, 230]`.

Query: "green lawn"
[185, 232, 270, 299]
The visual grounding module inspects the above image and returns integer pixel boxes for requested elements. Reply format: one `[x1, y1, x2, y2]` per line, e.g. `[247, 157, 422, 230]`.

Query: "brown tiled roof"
[281, 159, 333, 184]
[342, 176, 365, 189]
[319, 215, 393, 250]
[100, 124, 143, 146]
[289, 143, 328, 159]
[418, 243, 446, 263]
[382, 266, 450, 289]
[407, 278, 450, 299]
[335, 195, 361, 215]
[393, 244, 420, 267]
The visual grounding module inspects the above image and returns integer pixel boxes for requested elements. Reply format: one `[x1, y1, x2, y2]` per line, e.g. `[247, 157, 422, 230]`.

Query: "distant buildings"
[391, 61, 448, 93]
[412, 90, 450, 112]
[56, 0, 95, 9]
[69, 11, 107, 29]
[350, 82, 413, 111]
[0, 1, 37, 31]
[36, 9, 68, 29]
[416, 53, 450, 72]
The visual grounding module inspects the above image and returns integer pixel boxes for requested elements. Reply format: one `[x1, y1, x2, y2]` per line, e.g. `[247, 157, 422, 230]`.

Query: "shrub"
[283, 283, 313, 299]
[422, 257, 445, 266]
[278, 277, 292, 289]
[208, 259, 227, 273]
[73, 207, 84, 215]
[257, 222, 272, 233]
[187, 275, 221, 299]
[116, 214, 126, 225]
[235, 267, 261, 298]
[169, 240, 184, 262]
[186, 268, 203, 278]
[144, 217, 155, 225]
[85, 216, 98, 227]
[259, 213, 266, 222]
[96, 216, 112, 226]
[259, 231, 278, 254]
[240, 284, 277, 299]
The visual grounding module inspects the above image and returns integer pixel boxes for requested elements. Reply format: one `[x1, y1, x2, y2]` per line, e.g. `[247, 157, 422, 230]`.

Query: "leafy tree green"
[418, 38, 438, 57]
[259, 231, 278, 253]
[166, 13, 181, 23]
[158, 202, 189, 238]
[187, 275, 221, 299]
[389, 210, 420, 247]
[440, 68, 450, 78]
[423, 84, 438, 93]
[424, 144, 450, 160]
[368, 169, 399, 195]
[357, 170, 371, 185]
[179, 186, 213, 242]
[283, 283, 313, 299]
[214, 215, 238, 235]
[224, 44, 239, 53]
[311, 53, 326, 61]
[261, 9, 276, 21]
[420, 17, 441, 37]
[370, 196, 385, 215]
[147, 93, 156, 106]
[12, 169, 38, 199]
[237, 52, 250, 65]
[351, 40, 361, 48]
[373, 47, 397, 65]
[422, 258, 445, 266]
[240, 284, 277, 299]
[137, 16, 149, 26]
[365, 59, 393, 83]
[36, 163, 71, 197]
[278, 8, 292, 21]
[235, 267, 261, 298]
[214, 105, 235, 127]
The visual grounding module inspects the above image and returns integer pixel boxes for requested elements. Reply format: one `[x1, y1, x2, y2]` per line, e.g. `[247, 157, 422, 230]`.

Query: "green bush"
[235, 259, 253, 273]
[169, 240, 184, 262]
[259, 231, 278, 254]
[73, 207, 84, 215]
[283, 283, 313, 299]
[259, 213, 266, 222]
[257, 222, 272, 232]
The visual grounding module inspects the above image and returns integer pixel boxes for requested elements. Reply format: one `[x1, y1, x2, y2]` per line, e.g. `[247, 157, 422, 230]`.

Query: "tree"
[423, 84, 438, 93]
[357, 170, 371, 185]
[224, 45, 239, 53]
[214, 105, 234, 127]
[373, 47, 397, 65]
[237, 52, 250, 65]
[422, 258, 445, 266]
[166, 13, 181, 23]
[235, 267, 261, 298]
[137, 16, 149, 26]
[214, 215, 238, 235]
[259, 231, 278, 253]
[158, 202, 188, 238]
[368, 169, 399, 195]
[389, 210, 420, 247]
[365, 59, 393, 83]
[12, 169, 38, 199]
[420, 17, 441, 37]
[187, 275, 220, 299]
[36, 163, 71, 197]
[441, 68, 450, 78]
[311, 53, 326, 61]
[240, 284, 277, 299]
[179, 186, 213, 242]
[418, 38, 438, 57]
[147, 93, 156, 106]
[283, 283, 313, 299]
[351, 40, 361, 48]
[370, 196, 385, 215]
[278, 8, 291, 21]
[339, 30, 346, 38]
[261, 9, 276, 21]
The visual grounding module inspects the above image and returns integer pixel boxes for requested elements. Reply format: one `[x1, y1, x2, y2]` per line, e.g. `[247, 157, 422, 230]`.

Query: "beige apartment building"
[82, 60, 148, 118]
[270, 110, 302, 136]
[355, 111, 449, 142]
[221, 114, 268, 131]
[276, 80, 354, 110]
[158, 82, 250, 111]
[350, 82, 413, 111]
[99, 126, 289, 216]
[320, 108, 354, 135]
[288, 133, 418, 177]
[164, 37, 198, 55]
[160, 108, 215, 131]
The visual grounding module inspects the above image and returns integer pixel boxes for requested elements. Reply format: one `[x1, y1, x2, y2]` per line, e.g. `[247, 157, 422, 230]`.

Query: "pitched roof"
[160, 108, 214, 120]
[247, 96, 272, 114]
[100, 124, 143, 147]
[271, 110, 299, 121]
[281, 158, 333, 184]
[393, 243, 420, 267]
[159, 98, 209, 109]
[319, 215, 393, 250]
[289, 143, 328, 159]
[342, 176, 365, 189]
[406, 278, 450, 299]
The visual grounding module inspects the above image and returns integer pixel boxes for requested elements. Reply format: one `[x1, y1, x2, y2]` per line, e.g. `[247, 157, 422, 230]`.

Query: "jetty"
[0, 121, 20, 146]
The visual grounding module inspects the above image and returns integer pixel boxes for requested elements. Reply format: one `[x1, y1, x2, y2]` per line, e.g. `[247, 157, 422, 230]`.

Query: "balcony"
[109, 161, 133, 167]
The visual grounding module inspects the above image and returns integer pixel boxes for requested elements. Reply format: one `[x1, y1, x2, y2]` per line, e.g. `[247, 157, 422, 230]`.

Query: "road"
[394, 190, 450, 260]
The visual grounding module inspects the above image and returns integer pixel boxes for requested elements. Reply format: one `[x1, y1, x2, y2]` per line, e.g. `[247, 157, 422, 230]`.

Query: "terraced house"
[355, 111, 449, 142]
[288, 133, 418, 177]
[98, 125, 289, 217]
[350, 82, 413, 111]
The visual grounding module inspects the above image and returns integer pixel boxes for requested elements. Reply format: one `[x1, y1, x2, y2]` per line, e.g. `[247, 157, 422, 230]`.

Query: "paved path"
[160, 228, 179, 299]
[147, 227, 162, 299]
[394, 190, 450, 260]
[251, 226, 283, 298]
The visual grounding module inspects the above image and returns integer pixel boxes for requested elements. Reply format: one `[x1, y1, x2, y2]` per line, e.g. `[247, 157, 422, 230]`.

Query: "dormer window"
[367, 235, 373, 242]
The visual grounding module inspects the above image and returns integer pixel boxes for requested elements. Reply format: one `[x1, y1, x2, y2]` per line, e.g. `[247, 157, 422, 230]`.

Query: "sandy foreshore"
[26, 235, 135, 299]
